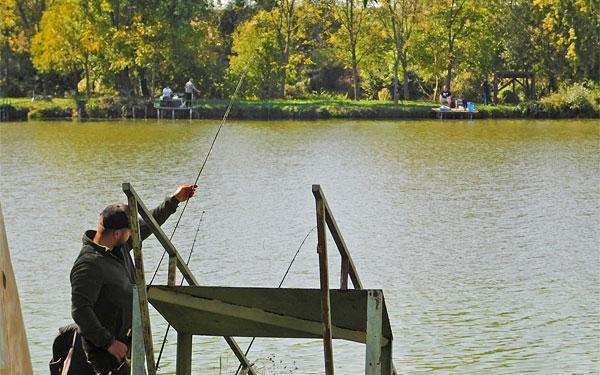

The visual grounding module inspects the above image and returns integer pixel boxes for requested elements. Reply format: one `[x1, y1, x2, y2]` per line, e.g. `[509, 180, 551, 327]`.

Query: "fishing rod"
[148, 57, 254, 286]
[155, 211, 205, 369]
[234, 226, 316, 375]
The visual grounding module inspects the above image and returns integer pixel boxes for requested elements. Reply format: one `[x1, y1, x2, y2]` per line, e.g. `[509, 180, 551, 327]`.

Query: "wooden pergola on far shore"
[494, 71, 536, 104]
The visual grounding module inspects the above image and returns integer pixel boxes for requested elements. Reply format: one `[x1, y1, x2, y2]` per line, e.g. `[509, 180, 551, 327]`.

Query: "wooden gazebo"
[493, 71, 536, 104]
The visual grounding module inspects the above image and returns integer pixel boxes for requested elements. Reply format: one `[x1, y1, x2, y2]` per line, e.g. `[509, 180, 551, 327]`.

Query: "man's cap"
[100, 203, 130, 229]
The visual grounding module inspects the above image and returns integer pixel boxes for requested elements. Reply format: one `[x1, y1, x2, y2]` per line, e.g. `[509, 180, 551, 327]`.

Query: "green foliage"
[500, 89, 521, 105]
[3, 0, 598, 105]
[378, 88, 392, 102]
[540, 82, 599, 117]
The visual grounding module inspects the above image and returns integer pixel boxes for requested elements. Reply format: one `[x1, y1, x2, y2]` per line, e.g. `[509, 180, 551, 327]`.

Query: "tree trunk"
[119, 68, 133, 96]
[85, 53, 90, 100]
[446, 41, 454, 90]
[393, 50, 400, 104]
[139, 67, 149, 97]
[351, 47, 360, 101]
[279, 15, 292, 99]
[401, 54, 409, 101]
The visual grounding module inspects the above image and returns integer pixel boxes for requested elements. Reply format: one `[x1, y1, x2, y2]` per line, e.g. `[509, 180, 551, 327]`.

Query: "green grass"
[3, 96, 595, 120]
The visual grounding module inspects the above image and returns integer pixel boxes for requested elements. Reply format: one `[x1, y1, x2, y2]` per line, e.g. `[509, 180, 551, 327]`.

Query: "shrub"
[28, 110, 42, 120]
[541, 82, 598, 117]
[378, 88, 392, 102]
[499, 89, 520, 105]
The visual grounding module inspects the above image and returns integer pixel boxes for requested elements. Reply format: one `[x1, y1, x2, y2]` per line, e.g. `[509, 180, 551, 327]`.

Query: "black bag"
[49, 323, 95, 375]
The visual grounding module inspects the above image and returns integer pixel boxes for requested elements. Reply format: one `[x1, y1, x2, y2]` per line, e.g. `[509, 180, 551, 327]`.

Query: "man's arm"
[138, 185, 197, 240]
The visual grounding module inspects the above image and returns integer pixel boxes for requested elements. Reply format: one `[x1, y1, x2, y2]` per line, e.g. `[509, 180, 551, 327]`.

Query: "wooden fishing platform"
[0, 98, 14, 122]
[124, 183, 398, 375]
[432, 107, 479, 120]
[155, 105, 200, 120]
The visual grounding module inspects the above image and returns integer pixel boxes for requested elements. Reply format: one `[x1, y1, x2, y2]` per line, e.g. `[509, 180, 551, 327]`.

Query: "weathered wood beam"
[148, 287, 373, 344]
[315, 184, 335, 375]
[123, 183, 198, 286]
[128, 193, 156, 375]
[312, 184, 363, 290]
[131, 286, 146, 375]
[366, 290, 383, 375]
[176, 331, 192, 375]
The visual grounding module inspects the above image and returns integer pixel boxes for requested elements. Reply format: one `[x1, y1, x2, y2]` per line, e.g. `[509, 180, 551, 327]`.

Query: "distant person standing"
[481, 77, 491, 106]
[184, 78, 200, 108]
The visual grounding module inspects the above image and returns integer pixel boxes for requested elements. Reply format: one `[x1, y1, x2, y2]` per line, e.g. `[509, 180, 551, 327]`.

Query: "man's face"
[116, 228, 132, 245]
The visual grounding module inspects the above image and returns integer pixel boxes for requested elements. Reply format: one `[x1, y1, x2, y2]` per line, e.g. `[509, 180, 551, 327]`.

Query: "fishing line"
[155, 211, 205, 369]
[234, 226, 316, 375]
[148, 55, 254, 286]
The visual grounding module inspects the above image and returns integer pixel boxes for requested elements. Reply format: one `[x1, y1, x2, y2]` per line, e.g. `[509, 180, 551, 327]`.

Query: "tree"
[31, 0, 96, 98]
[379, 0, 422, 102]
[229, 11, 282, 98]
[270, 0, 298, 97]
[438, 0, 478, 90]
[325, 0, 372, 100]
[0, 0, 46, 96]
[530, 0, 599, 87]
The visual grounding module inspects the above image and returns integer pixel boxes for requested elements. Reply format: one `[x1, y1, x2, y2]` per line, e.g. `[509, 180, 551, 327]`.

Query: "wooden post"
[312, 185, 363, 290]
[380, 338, 393, 375]
[131, 285, 146, 375]
[365, 290, 383, 375]
[176, 331, 193, 375]
[493, 72, 499, 105]
[314, 184, 335, 375]
[168, 255, 177, 286]
[340, 257, 349, 290]
[127, 194, 157, 375]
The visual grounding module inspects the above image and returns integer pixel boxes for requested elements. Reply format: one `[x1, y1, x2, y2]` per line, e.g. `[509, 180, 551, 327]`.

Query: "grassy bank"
[3, 96, 598, 121]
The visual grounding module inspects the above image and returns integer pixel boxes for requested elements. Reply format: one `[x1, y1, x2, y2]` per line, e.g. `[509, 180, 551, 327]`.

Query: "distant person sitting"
[439, 85, 452, 106]
[162, 86, 172, 99]
[160, 86, 173, 107]
[184, 78, 201, 108]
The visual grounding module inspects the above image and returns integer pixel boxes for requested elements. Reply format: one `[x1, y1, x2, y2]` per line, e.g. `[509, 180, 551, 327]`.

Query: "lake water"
[1, 118, 598, 374]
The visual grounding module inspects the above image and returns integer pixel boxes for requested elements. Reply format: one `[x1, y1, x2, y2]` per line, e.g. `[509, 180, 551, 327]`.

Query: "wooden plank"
[312, 184, 363, 290]
[148, 286, 369, 343]
[176, 331, 192, 375]
[131, 285, 146, 375]
[365, 290, 383, 375]
[123, 183, 198, 286]
[127, 194, 156, 375]
[0, 203, 33, 375]
[315, 185, 335, 375]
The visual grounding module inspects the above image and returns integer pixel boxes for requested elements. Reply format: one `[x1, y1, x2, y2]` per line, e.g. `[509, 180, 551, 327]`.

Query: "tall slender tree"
[325, 0, 371, 100]
[380, 0, 421, 103]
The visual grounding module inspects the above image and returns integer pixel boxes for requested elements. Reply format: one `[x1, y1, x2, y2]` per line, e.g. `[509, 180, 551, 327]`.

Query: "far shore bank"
[1, 97, 598, 121]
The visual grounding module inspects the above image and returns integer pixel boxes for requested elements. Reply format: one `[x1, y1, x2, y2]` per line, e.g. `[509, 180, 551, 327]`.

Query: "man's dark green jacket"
[70, 196, 180, 351]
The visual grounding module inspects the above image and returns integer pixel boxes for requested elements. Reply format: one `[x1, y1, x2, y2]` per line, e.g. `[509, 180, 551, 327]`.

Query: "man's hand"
[107, 340, 128, 361]
[173, 184, 198, 202]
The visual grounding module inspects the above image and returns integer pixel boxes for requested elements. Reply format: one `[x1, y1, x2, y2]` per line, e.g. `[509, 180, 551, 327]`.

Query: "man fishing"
[184, 78, 201, 107]
[70, 184, 197, 374]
